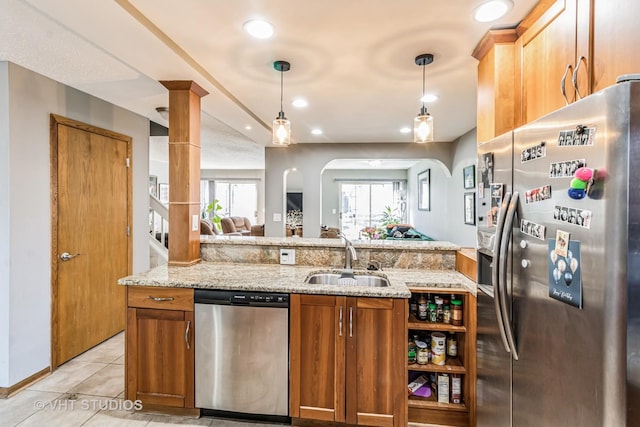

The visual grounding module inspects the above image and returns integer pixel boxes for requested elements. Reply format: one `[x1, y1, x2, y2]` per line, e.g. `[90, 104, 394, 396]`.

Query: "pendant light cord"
[421, 61, 426, 111]
[280, 69, 284, 114]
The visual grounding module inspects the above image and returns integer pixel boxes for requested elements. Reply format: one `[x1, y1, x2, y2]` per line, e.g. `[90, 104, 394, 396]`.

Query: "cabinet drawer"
[127, 286, 193, 311]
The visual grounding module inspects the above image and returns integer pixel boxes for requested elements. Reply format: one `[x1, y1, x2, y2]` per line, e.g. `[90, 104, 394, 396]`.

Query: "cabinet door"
[520, 0, 579, 124]
[126, 307, 194, 408]
[346, 298, 407, 427]
[592, 0, 640, 92]
[290, 294, 346, 422]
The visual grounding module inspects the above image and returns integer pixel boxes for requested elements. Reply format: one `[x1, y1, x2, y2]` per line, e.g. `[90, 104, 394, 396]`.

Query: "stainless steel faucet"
[338, 232, 358, 270]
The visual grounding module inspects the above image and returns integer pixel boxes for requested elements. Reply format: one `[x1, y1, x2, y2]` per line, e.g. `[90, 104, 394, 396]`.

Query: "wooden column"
[160, 80, 209, 266]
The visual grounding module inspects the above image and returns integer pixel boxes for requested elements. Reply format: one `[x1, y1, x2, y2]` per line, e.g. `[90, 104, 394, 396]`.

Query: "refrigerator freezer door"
[477, 285, 512, 427]
[510, 83, 638, 426]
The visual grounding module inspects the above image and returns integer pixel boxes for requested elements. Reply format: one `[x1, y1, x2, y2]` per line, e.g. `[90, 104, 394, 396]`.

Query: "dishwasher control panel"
[195, 289, 289, 308]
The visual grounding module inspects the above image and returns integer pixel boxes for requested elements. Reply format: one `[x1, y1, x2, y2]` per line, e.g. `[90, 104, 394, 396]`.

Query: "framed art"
[463, 165, 475, 189]
[158, 183, 169, 203]
[418, 169, 430, 211]
[464, 192, 476, 225]
[149, 175, 158, 197]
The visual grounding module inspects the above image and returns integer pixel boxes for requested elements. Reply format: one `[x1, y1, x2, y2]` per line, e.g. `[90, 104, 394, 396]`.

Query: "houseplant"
[205, 199, 223, 232]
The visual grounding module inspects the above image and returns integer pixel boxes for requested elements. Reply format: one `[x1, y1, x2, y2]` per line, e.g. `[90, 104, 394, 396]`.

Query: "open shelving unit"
[407, 288, 476, 427]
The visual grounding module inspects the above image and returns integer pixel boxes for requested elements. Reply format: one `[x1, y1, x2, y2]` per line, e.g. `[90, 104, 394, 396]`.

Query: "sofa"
[220, 216, 264, 236]
[200, 219, 221, 235]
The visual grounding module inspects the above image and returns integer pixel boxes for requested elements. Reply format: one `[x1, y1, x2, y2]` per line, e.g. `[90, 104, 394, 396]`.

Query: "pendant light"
[413, 53, 434, 143]
[273, 60, 291, 145]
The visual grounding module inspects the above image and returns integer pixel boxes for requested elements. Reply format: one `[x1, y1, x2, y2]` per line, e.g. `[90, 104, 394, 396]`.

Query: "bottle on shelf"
[435, 296, 444, 323]
[451, 298, 463, 326]
[428, 302, 437, 323]
[443, 301, 451, 324]
[417, 294, 428, 321]
[409, 296, 418, 318]
[451, 373, 462, 404]
[408, 337, 417, 364]
[447, 332, 458, 358]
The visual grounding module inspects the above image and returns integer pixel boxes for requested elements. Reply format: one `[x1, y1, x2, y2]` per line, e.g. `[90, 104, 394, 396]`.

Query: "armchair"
[220, 216, 264, 236]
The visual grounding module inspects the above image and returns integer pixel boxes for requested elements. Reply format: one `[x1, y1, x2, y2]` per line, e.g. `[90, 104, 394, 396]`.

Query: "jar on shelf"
[416, 340, 429, 365]
[417, 294, 428, 321]
[408, 338, 417, 364]
[428, 302, 437, 323]
[443, 302, 451, 324]
[435, 296, 444, 322]
[451, 298, 463, 326]
[447, 332, 458, 358]
[431, 332, 446, 365]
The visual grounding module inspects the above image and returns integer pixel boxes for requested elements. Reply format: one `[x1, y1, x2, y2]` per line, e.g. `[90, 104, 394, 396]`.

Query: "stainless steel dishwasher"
[194, 289, 289, 422]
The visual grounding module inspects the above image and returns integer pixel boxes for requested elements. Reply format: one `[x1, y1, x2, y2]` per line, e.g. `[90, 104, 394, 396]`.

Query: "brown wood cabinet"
[290, 294, 407, 427]
[407, 290, 476, 427]
[126, 286, 195, 411]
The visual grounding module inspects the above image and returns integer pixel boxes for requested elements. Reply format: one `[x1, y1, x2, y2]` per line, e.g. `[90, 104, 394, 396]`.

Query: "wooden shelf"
[407, 315, 467, 332]
[408, 358, 466, 374]
[408, 395, 469, 412]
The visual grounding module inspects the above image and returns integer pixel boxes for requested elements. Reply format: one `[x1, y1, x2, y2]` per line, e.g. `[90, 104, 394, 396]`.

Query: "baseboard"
[0, 367, 51, 399]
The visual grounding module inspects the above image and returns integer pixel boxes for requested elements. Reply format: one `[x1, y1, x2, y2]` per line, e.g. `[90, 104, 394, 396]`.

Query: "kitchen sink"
[305, 272, 390, 287]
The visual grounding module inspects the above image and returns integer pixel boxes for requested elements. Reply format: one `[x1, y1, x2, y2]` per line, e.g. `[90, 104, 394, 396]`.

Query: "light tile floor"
[1, 333, 285, 426]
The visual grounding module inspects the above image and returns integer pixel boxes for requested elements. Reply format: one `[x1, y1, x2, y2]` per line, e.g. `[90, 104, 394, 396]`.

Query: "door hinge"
[126, 226, 131, 236]
[126, 158, 130, 168]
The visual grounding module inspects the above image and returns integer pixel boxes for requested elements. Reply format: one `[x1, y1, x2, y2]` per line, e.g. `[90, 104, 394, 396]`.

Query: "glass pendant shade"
[272, 113, 291, 145]
[413, 108, 434, 143]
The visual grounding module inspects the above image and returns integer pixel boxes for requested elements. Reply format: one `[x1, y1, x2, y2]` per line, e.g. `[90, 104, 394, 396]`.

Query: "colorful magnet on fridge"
[570, 178, 588, 190]
[568, 188, 586, 200]
[574, 167, 593, 181]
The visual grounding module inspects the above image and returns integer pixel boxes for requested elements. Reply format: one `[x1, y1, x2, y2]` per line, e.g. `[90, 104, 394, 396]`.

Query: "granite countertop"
[118, 262, 477, 298]
[200, 235, 460, 251]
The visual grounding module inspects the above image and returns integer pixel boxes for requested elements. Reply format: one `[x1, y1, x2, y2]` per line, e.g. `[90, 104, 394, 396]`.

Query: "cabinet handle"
[185, 320, 191, 350]
[572, 56, 587, 100]
[349, 306, 353, 337]
[339, 306, 343, 337]
[561, 64, 573, 105]
[147, 296, 174, 302]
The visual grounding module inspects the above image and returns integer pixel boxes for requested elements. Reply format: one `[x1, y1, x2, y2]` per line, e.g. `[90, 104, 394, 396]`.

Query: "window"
[200, 180, 258, 222]
[339, 181, 406, 239]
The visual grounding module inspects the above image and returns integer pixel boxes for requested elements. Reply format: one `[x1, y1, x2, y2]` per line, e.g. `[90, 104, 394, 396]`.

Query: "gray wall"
[321, 169, 408, 228]
[0, 62, 150, 387]
[264, 143, 453, 237]
[409, 128, 478, 246]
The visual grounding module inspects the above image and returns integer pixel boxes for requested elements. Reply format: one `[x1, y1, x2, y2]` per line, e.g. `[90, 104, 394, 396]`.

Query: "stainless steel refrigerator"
[476, 78, 640, 427]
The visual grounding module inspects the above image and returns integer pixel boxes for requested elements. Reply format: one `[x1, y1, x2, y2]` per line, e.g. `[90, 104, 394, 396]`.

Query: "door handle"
[60, 252, 80, 261]
[185, 320, 191, 350]
[349, 306, 353, 337]
[492, 192, 513, 353]
[572, 56, 587, 100]
[499, 192, 520, 360]
[561, 64, 573, 105]
[339, 306, 343, 337]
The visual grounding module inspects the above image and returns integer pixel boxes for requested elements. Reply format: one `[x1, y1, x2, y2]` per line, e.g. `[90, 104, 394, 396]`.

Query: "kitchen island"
[119, 237, 477, 427]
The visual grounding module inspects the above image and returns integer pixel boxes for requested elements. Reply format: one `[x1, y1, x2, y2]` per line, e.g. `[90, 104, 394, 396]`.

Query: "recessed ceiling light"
[400, 127, 412, 134]
[474, 0, 512, 23]
[245, 125, 252, 130]
[243, 19, 274, 39]
[421, 94, 438, 103]
[311, 129, 323, 135]
[292, 98, 308, 108]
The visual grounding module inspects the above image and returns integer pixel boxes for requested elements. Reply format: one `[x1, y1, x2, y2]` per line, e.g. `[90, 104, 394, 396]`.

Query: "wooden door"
[289, 294, 346, 422]
[591, 0, 640, 92]
[519, 0, 578, 124]
[126, 307, 194, 408]
[345, 297, 407, 427]
[51, 115, 131, 367]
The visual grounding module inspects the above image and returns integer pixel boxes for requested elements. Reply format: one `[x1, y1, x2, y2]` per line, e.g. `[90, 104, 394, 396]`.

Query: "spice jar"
[428, 303, 437, 322]
[447, 332, 458, 358]
[451, 299, 463, 326]
[408, 338, 417, 364]
[443, 302, 451, 324]
[435, 296, 444, 322]
[417, 294, 428, 321]
[416, 341, 429, 365]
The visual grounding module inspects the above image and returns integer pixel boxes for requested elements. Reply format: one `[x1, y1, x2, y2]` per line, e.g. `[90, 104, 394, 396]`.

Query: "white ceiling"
[0, 0, 537, 169]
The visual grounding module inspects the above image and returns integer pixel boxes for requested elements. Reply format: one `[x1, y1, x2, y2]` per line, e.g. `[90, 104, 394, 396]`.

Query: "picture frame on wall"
[158, 183, 169, 203]
[149, 175, 158, 197]
[463, 165, 475, 189]
[464, 192, 476, 225]
[418, 169, 430, 211]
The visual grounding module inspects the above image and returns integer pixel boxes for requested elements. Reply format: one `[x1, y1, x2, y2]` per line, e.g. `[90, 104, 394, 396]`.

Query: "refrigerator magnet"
[524, 185, 552, 204]
[521, 141, 547, 163]
[520, 219, 546, 240]
[555, 230, 570, 257]
[548, 239, 583, 309]
[549, 159, 586, 178]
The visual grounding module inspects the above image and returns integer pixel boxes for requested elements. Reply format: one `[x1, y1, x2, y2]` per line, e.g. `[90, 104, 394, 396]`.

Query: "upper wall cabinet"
[474, 30, 517, 143]
[591, 0, 640, 92]
[517, 0, 591, 125]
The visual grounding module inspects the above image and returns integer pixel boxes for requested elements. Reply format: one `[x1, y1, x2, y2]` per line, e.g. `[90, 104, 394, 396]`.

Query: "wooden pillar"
[160, 80, 209, 266]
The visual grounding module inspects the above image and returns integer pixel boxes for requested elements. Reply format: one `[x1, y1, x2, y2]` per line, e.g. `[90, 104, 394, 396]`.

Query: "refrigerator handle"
[492, 191, 513, 354]
[499, 192, 520, 360]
